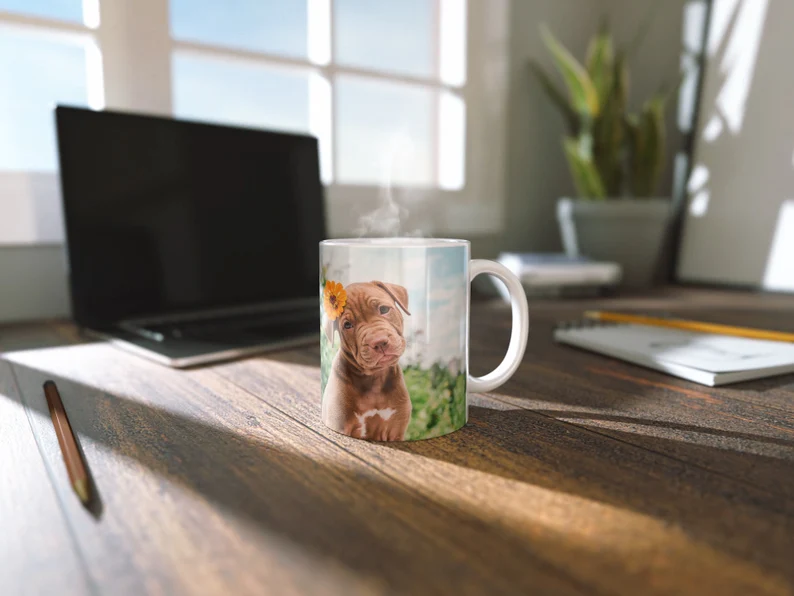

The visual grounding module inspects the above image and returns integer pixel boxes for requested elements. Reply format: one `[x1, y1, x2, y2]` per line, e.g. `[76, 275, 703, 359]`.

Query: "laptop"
[55, 106, 325, 367]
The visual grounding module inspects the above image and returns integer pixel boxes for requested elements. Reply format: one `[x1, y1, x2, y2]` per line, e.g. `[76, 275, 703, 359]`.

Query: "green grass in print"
[402, 364, 467, 440]
[320, 328, 466, 441]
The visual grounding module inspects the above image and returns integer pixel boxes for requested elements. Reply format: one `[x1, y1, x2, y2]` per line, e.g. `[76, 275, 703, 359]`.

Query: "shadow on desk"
[3, 348, 793, 594]
[249, 346, 794, 585]
[2, 360, 589, 593]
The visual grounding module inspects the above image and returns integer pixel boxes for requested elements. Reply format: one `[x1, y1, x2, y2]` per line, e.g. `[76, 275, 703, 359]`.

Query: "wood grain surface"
[1, 288, 793, 595]
[0, 360, 91, 595]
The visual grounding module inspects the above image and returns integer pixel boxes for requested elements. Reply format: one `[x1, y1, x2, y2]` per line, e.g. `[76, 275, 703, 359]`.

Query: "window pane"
[170, 0, 308, 59]
[335, 0, 434, 78]
[0, 0, 82, 23]
[0, 29, 88, 171]
[438, 91, 465, 190]
[172, 51, 311, 134]
[439, 0, 466, 86]
[337, 76, 433, 186]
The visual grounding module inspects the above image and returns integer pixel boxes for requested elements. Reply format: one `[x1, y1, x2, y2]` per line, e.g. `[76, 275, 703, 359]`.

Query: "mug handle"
[468, 260, 529, 393]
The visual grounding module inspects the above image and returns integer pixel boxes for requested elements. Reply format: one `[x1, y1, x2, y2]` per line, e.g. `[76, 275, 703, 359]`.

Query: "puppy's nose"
[369, 336, 390, 353]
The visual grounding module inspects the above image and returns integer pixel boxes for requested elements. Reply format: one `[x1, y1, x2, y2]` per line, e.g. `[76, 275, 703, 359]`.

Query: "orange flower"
[323, 280, 347, 320]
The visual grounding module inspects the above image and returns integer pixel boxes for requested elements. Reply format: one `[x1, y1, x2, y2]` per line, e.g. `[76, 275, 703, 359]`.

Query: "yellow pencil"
[583, 310, 794, 343]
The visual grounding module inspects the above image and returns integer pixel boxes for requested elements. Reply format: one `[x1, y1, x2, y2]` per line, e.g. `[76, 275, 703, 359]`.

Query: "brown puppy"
[322, 281, 412, 441]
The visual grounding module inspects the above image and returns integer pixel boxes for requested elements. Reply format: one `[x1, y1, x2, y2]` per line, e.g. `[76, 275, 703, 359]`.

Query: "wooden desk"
[1, 289, 793, 595]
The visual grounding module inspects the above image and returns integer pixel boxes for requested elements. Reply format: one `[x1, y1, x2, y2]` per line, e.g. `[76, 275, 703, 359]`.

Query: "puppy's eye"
[379, 305, 391, 315]
[343, 320, 353, 329]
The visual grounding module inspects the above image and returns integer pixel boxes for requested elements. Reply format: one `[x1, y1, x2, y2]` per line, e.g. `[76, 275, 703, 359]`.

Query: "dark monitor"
[55, 106, 325, 329]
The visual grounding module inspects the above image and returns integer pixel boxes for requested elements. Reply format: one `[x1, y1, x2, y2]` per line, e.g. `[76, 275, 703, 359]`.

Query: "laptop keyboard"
[145, 308, 318, 342]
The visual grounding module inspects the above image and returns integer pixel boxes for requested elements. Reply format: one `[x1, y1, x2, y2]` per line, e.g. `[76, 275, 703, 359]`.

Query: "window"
[0, 0, 101, 242]
[0, 1, 101, 172]
[171, 52, 312, 136]
[1, 0, 506, 249]
[1, 0, 509, 322]
[0, 0, 84, 24]
[0, 0, 102, 171]
[169, 0, 467, 189]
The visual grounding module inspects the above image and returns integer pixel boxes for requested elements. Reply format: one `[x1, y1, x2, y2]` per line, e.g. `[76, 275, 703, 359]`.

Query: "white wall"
[0, 246, 69, 322]
[677, 0, 794, 291]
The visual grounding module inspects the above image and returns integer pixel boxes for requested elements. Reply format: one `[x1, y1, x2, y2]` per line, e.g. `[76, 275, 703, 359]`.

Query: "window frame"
[0, 0, 509, 246]
[0, 7, 100, 244]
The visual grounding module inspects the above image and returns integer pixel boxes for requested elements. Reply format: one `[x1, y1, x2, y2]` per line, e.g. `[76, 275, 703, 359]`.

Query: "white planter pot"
[556, 198, 673, 288]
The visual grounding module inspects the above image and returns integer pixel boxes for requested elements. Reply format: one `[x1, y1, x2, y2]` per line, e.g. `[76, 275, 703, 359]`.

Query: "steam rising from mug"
[355, 133, 427, 238]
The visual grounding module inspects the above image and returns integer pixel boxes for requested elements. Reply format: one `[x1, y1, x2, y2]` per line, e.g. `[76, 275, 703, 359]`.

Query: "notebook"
[554, 323, 794, 386]
[495, 253, 621, 298]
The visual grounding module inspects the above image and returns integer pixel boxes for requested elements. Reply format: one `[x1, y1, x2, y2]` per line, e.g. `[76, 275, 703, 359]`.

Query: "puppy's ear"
[374, 281, 411, 316]
[324, 317, 338, 345]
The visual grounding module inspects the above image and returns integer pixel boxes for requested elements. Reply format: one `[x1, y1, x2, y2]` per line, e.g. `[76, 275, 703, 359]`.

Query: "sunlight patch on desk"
[3, 342, 113, 365]
[555, 415, 792, 461]
[391, 440, 787, 594]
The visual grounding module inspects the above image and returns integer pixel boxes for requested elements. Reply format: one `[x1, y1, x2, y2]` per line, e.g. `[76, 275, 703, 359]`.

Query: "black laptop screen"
[56, 107, 325, 328]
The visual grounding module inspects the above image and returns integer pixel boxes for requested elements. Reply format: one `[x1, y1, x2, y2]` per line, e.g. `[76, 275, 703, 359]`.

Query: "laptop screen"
[56, 107, 326, 328]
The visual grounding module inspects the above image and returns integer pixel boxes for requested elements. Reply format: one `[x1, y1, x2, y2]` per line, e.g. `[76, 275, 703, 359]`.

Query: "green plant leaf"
[642, 97, 665, 196]
[528, 60, 579, 134]
[626, 97, 665, 197]
[591, 48, 629, 196]
[612, 50, 629, 112]
[540, 24, 600, 120]
[563, 136, 606, 199]
[625, 113, 642, 196]
[592, 105, 623, 195]
[586, 19, 614, 106]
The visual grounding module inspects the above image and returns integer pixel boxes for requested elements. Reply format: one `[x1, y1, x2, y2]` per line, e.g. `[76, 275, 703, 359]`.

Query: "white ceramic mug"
[320, 238, 529, 441]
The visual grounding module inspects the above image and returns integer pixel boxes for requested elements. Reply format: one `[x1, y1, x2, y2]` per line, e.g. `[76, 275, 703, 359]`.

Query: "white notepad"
[554, 324, 794, 386]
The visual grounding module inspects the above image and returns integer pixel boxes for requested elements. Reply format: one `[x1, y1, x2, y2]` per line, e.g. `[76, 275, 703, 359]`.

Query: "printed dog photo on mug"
[320, 245, 468, 441]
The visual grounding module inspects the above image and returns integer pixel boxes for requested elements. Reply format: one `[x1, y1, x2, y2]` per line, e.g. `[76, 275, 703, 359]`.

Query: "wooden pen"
[43, 381, 92, 505]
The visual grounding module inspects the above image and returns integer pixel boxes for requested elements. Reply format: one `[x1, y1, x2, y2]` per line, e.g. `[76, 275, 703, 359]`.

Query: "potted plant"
[532, 21, 678, 287]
